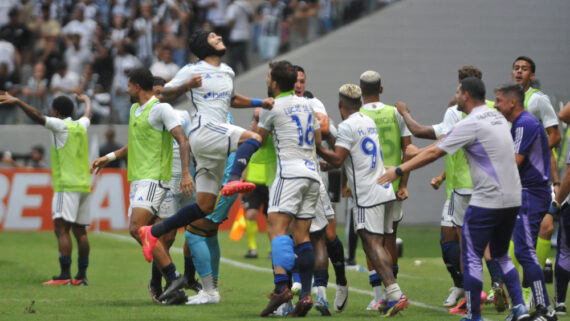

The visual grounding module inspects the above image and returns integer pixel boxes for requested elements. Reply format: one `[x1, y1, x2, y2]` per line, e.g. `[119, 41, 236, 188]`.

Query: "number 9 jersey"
[258, 93, 321, 182]
[336, 112, 396, 207]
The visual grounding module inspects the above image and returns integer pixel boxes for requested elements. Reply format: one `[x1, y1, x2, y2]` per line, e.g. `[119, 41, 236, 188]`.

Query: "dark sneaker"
[184, 277, 203, 294]
[260, 287, 294, 317]
[289, 294, 314, 317]
[221, 180, 256, 197]
[531, 305, 558, 321]
[163, 289, 187, 305]
[42, 275, 71, 285]
[245, 249, 258, 259]
[555, 302, 566, 315]
[71, 278, 88, 286]
[149, 281, 163, 303]
[158, 275, 187, 301]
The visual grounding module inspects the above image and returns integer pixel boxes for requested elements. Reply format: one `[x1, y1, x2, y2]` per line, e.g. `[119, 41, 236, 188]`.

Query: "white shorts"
[129, 179, 168, 216]
[310, 184, 335, 232]
[268, 177, 320, 220]
[190, 120, 245, 195]
[157, 174, 193, 219]
[440, 199, 453, 227]
[353, 203, 392, 235]
[385, 200, 403, 227]
[451, 191, 470, 227]
[52, 192, 91, 225]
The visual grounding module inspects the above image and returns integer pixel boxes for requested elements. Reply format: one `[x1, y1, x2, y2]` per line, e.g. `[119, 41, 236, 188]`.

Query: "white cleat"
[366, 297, 384, 311]
[185, 290, 220, 305]
[291, 282, 302, 295]
[443, 287, 465, 307]
[334, 284, 349, 312]
[273, 299, 294, 316]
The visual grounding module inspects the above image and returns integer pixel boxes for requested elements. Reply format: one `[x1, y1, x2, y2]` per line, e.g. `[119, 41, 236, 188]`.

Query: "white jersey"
[526, 87, 558, 128]
[336, 112, 395, 207]
[259, 93, 321, 181]
[432, 105, 462, 138]
[165, 60, 235, 125]
[171, 110, 192, 174]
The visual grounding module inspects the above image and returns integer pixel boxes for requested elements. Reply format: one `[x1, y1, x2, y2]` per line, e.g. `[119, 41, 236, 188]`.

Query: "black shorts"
[241, 183, 269, 215]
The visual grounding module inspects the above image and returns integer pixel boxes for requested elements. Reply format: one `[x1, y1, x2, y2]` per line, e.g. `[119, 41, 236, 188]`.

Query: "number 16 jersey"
[259, 92, 321, 182]
[336, 112, 396, 207]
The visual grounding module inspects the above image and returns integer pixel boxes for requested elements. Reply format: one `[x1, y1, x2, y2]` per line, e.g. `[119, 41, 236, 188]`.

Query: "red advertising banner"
[0, 168, 266, 232]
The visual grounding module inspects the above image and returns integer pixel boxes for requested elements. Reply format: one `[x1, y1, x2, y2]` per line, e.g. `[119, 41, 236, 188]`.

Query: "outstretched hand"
[90, 156, 110, 175]
[395, 101, 410, 115]
[0, 91, 19, 105]
[74, 93, 90, 103]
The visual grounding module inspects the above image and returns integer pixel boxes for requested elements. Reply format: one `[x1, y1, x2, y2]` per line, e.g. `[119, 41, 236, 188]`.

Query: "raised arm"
[395, 102, 437, 139]
[75, 93, 92, 120]
[0, 92, 46, 125]
[160, 75, 202, 103]
[231, 93, 274, 109]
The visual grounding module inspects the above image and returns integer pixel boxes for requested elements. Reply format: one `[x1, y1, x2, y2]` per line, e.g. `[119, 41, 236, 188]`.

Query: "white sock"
[385, 283, 403, 302]
[373, 285, 383, 301]
[201, 274, 215, 292]
[317, 286, 327, 299]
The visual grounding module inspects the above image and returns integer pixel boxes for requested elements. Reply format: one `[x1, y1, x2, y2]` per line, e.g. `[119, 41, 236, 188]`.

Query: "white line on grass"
[99, 231, 497, 321]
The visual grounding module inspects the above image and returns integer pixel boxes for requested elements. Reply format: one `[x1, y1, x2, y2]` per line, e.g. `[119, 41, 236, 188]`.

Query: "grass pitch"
[0, 226, 566, 321]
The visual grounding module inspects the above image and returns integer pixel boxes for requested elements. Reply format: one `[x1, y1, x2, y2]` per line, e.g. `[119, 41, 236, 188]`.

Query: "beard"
[213, 48, 226, 57]
[130, 95, 137, 104]
[267, 86, 274, 98]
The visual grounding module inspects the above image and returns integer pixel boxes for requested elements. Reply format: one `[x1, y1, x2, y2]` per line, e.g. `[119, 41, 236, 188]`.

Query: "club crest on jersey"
[304, 160, 316, 171]
[204, 74, 212, 79]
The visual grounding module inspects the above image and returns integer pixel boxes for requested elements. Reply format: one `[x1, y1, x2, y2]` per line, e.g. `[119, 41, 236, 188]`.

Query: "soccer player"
[494, 82, 557, 320]
[0, 92, 93, 286]
[258, 60, 322, 317]
[136, 30, 273, 301]
[379, 77, 529, 321]
[395, 66, 501, 312]
[317, 84, 408, 317]
[511, 57, 561, 302]
[90, 68, 193, 304]
[292, 65, 349, 313]
[359, 70, 412, 310]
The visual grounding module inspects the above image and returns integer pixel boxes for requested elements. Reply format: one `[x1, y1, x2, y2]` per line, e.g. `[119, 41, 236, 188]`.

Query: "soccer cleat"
[505, 303, 530, 321]
[221, 180, 256, 197]
[367, 297, 385, 311]
[149, 281, 163, 303]
[480, 290, 488, 303]
[314, 296, 332, 316]
[289, 293, 314, 317]
[163, 289, 187, 305]
[492, 282, 509, 312]
[555, 302, 566, 315]
[158, 275, 186, 301]
[273, 300, 294, 316]
[381, 294, 409, 317]
[334, 284, 349, 312]
[42, 276, 71, 285]
[244, 249, 258, 259]
[71, 278, 88, 286]
[486, 288, 495, 304]
[183, 277, 203, 294]
[530, 305, 558, 321]
[185, 290, 221, 305]
[138, 225, 158, 263]
[291, 282, 302, 295]
[260, 287, 294, 317]
[444, 287, 465, 307]
[459, 318, 483, 321]
[449, 298, 467, 314]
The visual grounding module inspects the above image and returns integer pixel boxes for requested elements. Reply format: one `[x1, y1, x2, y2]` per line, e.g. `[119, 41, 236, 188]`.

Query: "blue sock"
[77, 257, 88, 279]
[274, 273, 289, 293]
[369, 272, 382, 287]
[206, 235, 220, 279]
[59, 255, 71, 278]
[442, 241, 463, 288]
[151, 261, 162, 285]
[292, 270, 301, 284]
[392, 265, 399, 279]
[186, 231, 212, 277]
[313, 269, 329, 287]
[161, 262, 180, 282]
[485, 258, 504, 285]
[184, 256, 196, 282]
[227, 139, 260, 182]
[151, 203, 205, 237]
[327, 236, 347, 286]
[295, 242, 315, 297]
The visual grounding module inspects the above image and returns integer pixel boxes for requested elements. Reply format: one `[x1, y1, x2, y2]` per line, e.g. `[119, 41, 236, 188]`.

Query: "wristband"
[106, 152, 116, 161]
[251, 98, 262, 107]
[549, 201, 561, 217]
[395, 166, 404, 177]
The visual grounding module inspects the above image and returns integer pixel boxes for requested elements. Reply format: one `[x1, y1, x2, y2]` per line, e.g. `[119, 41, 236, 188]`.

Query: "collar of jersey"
[276, 90, 295, 99]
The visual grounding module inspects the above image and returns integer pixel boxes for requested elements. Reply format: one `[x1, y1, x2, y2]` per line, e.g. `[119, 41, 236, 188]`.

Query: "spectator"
[132, 2, 156, 66]
[22, 62, 48, 117]
[91, 23, 114, 91]
[150, 45, 180, 82]
[0, 1, 18, 27]
[91, 84, 112, 124]
[29, 3, 61, 79]
[0, 7, 33, 65]
[99, 127, 125, 168]
[257, 0, 290, 61]
[198, 0, 231, 41]
[0, 63, 19, 124]
[62, 6, 97, 50]
[0, 35, 21, 81]
[50, 62, 81, 104]
[110, 12, 129, 44]
[1, 145, 47, 168]
[64, 33, 93, 85]
[111, 41, 141, 123]
[160, 1, 193, 68]
[226, 0, 254, 74]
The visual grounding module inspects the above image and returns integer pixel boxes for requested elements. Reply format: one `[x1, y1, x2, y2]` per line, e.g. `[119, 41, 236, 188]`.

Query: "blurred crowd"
[0, 0, 393, 125]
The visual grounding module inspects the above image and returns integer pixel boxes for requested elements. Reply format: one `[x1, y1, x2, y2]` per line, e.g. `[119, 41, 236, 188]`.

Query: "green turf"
[0, 226, 566, 321]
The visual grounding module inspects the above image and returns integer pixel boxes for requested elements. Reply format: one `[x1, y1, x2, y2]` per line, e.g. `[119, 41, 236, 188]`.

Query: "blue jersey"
[511, 111, 550, 190]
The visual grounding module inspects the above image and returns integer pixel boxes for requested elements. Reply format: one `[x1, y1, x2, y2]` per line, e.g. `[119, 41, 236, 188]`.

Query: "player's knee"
[249, 132, 262, 144]
[128, 224, 140, 240]
[271, 235, 295, 271]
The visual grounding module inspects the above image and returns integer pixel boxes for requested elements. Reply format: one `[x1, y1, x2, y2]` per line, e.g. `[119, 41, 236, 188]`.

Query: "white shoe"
[443, 287, 464, 307]
[334, 284, 349, 312]
[291, 282, 302, 295]
[273, 299, 294, 316]
[366, 297, 384, 311]
[185, 290, 220, 305]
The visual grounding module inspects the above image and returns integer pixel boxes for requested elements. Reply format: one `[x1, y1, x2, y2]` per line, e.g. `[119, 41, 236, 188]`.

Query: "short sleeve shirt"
[512, 111, 550, 189]
[45, 116, 90, 150]
[526, 87, 558, 129]
[433, 105, 462, 138]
